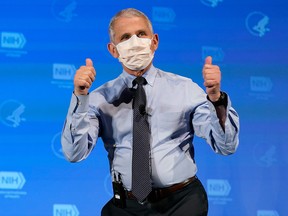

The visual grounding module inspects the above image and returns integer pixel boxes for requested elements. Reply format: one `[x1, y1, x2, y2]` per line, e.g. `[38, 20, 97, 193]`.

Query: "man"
[61, 8, 239, 216]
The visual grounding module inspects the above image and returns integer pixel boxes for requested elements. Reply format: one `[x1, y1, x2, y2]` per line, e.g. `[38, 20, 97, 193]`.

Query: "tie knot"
[133, 76, 147, 86]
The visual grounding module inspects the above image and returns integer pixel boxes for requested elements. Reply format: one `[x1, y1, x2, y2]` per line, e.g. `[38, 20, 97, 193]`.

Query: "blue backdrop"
[0, 0, 287, 215]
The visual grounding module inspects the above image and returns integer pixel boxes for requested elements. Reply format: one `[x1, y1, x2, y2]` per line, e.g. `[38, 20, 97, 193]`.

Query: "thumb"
[86, 58, 93, 67]
[205, 56, 212, 65]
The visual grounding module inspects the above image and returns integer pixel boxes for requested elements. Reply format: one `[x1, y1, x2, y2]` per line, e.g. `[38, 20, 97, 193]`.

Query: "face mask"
[115, 35, 154, 71]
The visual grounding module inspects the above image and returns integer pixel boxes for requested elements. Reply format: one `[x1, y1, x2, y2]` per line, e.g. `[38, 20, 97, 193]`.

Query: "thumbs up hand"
[74, 58, 96, 95]
[202, 56, 221, 102]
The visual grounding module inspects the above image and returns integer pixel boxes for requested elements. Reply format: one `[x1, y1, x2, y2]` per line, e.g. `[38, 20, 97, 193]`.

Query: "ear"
[107, 43, 119, 58]
[151, 33, 159, 52]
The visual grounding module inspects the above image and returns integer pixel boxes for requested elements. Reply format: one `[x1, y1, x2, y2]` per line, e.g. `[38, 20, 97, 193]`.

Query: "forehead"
[113, 16, 151, 36]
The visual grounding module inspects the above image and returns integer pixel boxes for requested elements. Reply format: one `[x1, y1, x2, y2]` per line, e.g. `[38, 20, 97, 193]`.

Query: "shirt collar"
[120, 65, 157, 88]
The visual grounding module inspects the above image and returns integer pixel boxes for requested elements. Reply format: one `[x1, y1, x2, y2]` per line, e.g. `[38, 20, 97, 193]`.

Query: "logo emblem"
[0, 32, 28, 57]
[249, 76, 273, 100]
[53, 204, 79, 216]
[51, 0, 78, 22]
[51, 63, 76, 88]
[0, 172, 26, 190]
[152, 7, 176, 30]
[207, 179, 232, 205]
[201, 0, 223, 8]
[246, 11, 270, 37]
[254, 142, 277, 167]
[250, 76, 273, 92]
[1, 32, 26, 49]
[202, 46, 225, 62]
[207, 179, 231, 196]
[53, 63, 76, 80]
[0, 100, 26, 128]
[152, 7, 176, 24]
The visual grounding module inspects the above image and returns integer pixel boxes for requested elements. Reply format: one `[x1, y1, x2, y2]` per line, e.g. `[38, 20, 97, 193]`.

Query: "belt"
[126, 176, 197, 203]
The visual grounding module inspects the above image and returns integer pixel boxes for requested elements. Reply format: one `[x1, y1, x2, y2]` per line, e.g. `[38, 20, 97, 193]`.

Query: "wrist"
[74, 89, 88, 96]
[208, 92, 221, 102]
[207, 92, 228, 107]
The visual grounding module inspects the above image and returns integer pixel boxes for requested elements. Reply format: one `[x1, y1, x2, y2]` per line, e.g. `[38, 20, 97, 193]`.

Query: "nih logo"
[1, 32, 26, 49]
[207, 179, 231, 196]
[0, 171, 26, 190]
[53, 204, 79, 216]
[152, 7, 175, 23]
[53, 63, 76, 80]
[202, 46, 224, 62]
[250, 76, 273, 92]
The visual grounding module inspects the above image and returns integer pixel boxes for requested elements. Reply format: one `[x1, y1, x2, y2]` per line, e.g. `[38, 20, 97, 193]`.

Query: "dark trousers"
[101, 178, 208, 216]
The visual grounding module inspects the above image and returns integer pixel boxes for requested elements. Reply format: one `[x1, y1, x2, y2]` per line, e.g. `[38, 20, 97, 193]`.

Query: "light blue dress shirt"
[61, 65, 239, 190]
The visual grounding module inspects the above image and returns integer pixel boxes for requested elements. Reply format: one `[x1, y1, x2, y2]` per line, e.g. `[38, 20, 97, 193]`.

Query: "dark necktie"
[131, 76, 152, 201]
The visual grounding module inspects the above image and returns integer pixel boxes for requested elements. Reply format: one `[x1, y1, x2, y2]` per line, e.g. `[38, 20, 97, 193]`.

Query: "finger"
[79, 71, 95, 84]
[86, 71, 96, 82]
[75, 78, 89, 89]
[203, 66, 221, 80]
[75, 73, 91, 88]
[77, 76, 92, 88]
[203, 71, 220, 79]
[86, 59, 96, 77]
[205, 56, 212, 65]
[86, 58, 93, 67]
[204, 80, 219, 87]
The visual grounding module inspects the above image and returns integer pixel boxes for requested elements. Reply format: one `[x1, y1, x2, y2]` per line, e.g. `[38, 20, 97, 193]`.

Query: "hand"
[74, 58, 96, 95]
[202, 56, 221, 102]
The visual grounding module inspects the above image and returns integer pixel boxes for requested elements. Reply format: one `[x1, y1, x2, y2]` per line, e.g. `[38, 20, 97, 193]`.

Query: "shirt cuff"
[68, 92, 89, 114]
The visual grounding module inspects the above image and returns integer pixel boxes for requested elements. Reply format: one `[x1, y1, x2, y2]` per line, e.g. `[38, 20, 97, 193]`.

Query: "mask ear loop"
[149, 35, 157, 52]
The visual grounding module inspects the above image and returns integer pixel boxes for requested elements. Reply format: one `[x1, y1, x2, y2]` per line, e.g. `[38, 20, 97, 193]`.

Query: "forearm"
[207, 92, 228, 131]
[61, 93, 99, 162]
[208, 108, 239, 155]
[209, 95, 239, 155]
[193, 93, 240, 155]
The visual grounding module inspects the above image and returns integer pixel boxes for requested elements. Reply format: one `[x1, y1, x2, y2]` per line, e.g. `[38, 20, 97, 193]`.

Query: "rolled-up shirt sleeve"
[61, 93, 100, 162]
[192, 94, 239, 155]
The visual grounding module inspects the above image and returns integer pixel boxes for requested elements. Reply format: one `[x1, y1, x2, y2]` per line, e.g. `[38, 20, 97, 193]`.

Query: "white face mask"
[115, 35, 154, 71]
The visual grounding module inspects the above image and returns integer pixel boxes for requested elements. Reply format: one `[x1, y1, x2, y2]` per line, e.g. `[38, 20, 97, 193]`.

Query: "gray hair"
[108, 8, 154, 42]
